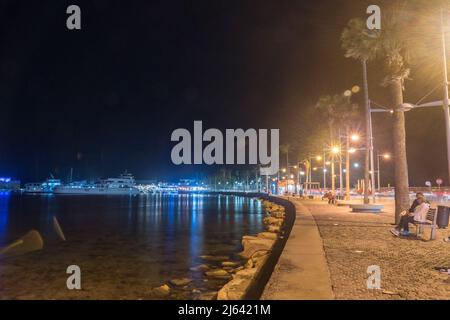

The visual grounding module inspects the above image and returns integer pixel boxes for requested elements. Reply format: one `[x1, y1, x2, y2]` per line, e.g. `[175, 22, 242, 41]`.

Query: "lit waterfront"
[0, 193, 264, 299]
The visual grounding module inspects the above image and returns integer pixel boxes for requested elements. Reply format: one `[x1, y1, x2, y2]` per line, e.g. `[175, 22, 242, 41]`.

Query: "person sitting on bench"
[390, 196, 430, 237]
[408, 192, 430, 213]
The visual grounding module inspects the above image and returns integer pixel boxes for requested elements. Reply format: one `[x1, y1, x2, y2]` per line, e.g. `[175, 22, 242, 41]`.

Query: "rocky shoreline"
[149, 198, 286, 300]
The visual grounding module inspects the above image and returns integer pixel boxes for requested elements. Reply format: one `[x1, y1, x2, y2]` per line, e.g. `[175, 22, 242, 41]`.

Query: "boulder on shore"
[205, 269, 229, 277]
[169, 278, 192, 286]
[200, 255, 229, 262]
[150, 284, 170, 298]
[257, 232, 277, 240]
[267, 225, 281, 233]
[239, 236, 274, 259]
[263, 216, 283, 226]
[189, 264, 210, 272]
[221, 261, 239, 267]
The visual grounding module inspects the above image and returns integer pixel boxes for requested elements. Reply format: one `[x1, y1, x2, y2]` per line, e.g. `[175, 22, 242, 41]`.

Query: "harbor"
[0, 193, 267, 299]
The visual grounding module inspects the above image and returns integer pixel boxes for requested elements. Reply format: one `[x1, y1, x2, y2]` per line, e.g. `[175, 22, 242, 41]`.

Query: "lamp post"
[441, 8, 450, 187]
[331, 146, 340, 194]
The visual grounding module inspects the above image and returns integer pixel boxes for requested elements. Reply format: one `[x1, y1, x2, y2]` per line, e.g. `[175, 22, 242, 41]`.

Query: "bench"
[349, 204, 384, 213]
[414, 208, 438, 240]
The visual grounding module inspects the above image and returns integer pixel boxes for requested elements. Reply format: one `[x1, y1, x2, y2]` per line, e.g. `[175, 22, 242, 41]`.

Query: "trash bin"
[437, 206, 450, 229]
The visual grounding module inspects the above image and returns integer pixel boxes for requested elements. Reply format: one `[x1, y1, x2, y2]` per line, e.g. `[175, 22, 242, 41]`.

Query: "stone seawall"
[217, 199, 286, 300]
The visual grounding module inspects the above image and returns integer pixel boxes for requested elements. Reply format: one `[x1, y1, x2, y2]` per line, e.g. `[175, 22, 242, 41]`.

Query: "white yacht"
[54, 173, 140, 195]
[24, 178, 62, 194]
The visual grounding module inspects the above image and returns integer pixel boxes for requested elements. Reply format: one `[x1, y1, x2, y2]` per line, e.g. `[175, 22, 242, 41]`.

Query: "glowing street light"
[316, 155, 322, 161]
[351, 134, 360, 142]
[348, 147, 357, 154]
[353, 163, 360, 168]
[331, 146, 340, 154]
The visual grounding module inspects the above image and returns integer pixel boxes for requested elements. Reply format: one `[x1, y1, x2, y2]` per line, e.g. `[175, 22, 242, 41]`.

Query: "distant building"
[0, 177, 20, 191]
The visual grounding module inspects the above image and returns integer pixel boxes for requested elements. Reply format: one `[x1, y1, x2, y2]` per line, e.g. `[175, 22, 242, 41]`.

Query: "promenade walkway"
[261, 198, 334, 300]
[263, 198, 450, 300]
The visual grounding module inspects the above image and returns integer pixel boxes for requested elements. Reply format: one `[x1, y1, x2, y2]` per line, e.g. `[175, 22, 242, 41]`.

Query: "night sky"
[0, 0, 448, 186]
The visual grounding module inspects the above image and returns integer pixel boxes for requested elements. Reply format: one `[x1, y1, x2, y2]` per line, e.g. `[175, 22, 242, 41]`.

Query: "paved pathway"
[287, 199, 450, 299]
[261, 198, 334, 300]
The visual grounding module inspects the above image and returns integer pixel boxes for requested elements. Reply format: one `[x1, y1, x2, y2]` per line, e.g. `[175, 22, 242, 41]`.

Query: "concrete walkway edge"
[261, 199, 334, 300]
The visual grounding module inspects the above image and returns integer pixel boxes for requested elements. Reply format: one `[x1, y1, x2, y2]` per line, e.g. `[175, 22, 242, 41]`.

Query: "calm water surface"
[0, 193, 264, 299]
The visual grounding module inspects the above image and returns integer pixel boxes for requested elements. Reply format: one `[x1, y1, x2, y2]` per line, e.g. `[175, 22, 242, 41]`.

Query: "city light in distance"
[316, 156, 322, 161]
[351, 85, 360, 93]
[353, 163, 360, 168]
[351, 134, 360, 142]
[331, 146, 340, 154]
[348, 147, 356, 154]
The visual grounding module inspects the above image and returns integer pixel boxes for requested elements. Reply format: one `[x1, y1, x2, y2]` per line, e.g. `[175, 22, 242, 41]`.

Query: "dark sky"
[0, 0, 448, 186]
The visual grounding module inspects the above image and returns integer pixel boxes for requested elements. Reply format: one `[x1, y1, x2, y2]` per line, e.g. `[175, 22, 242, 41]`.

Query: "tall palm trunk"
[345, 126, 351, 200]
[390, 78, 410, 224]
[362, 59, 370, 204]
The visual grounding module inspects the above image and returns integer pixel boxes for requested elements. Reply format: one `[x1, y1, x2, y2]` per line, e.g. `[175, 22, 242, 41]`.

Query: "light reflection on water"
[0, 193, 263, 299]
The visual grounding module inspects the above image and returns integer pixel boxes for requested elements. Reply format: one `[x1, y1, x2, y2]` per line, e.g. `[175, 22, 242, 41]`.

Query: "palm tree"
[315, 95, 339, 142]
[315, 94, 359, 192]
[335, 96, 361, 200]
[342, 7, 410, 222]
[341, 18, 380, 205]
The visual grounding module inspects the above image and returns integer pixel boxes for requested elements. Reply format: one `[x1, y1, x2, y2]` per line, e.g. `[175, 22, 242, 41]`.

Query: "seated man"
[408, 192, 429, 213]
[390, 196, 430, 237]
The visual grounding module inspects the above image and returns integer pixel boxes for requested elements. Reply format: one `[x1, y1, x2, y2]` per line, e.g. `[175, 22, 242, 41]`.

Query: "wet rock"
[221, 261, 239, 267]
[169, 278, 192, 286]
[205, 269, 229, 277]
[232, 266, 244, 273]
[189, 264, 210, 272]
[267, 225, 280, 233]
[263, 216, 283, 226]
[270, 211, 285, 218]
[239, 237, 274, 259]
[151, 284, 170, 298]
[200, 255, 229, 262]
[257, 232, 277, 240]
[234, 268, 257, 279]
